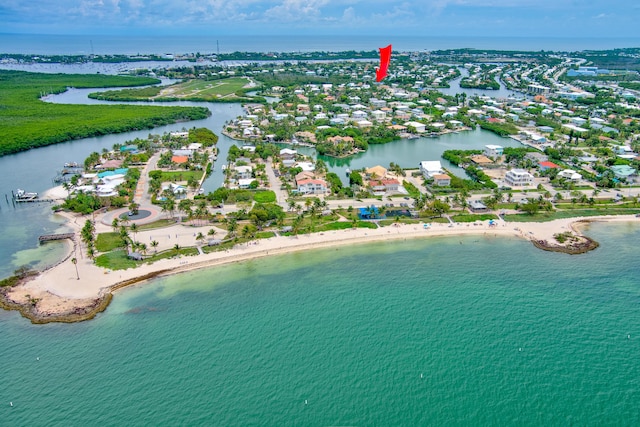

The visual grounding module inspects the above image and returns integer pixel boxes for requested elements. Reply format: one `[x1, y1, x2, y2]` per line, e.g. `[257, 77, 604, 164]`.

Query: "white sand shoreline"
[2, 210, 639, 323]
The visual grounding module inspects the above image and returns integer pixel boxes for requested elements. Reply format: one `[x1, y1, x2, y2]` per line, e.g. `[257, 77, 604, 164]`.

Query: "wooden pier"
[14, 198, 57, 204]
[38, 233, 75, 243]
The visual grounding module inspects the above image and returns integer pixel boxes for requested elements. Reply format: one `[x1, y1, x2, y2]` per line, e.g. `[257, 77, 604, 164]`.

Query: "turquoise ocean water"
[2, 222, 640, 425]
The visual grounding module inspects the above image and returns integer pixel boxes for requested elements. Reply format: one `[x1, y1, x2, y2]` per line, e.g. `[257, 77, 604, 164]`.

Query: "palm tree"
[120, 216, 130, 228]
[207, 228, 216, 237]
[241, 225, 252, 240]
[139, 243, 148, 256]
[150, 240, 159, 253]
[173, 243, 180, 251]
[71, 257, 79, 280]
[226, 218, 238, 238]
[130, 222, 139, 243]
[119, 227, 131, 251]
[196, 232, 205, 245]
[111, 218, 120, 232]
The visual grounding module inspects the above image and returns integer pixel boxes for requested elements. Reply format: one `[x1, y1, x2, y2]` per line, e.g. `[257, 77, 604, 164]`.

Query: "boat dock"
[38, 233, 75, 243]
[13, 198, 56, 204]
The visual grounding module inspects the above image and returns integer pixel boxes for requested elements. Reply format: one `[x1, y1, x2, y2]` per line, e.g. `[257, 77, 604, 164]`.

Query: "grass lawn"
[146, 247, 199, 262]
[137, 219, 178, 230]
[451, 213, 499, 222]
[256, 231, 276, 239]
[254, 190, 276, 203]
[95, 232, 124, 252]
[95, 246, 200, 270]
[159, 170, 203, 182]
[314, 221, 378, 231]
[95, 250, 139, 270]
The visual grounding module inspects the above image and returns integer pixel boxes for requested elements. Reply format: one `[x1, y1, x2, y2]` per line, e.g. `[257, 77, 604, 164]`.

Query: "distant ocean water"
[1, 33, 639, 55]
[2, 223, 640, 425]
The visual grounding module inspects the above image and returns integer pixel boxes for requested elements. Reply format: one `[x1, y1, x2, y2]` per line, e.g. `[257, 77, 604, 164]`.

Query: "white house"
[557, 170, 582, 182]
[419, 161, 444, 179]
[404, 121, 426, 133]
[235, 165, 253, 179]
[504, 169, 534, 187]
[371, 110, 386, 121]
[484, 145, 504, 158]
[237, 178, 255, 189]
[296, 162, 315, 172]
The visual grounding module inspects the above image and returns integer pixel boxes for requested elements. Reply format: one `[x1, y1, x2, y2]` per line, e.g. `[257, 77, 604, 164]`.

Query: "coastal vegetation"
[478, 120, 519, 137]
[0, 70, 210, 156]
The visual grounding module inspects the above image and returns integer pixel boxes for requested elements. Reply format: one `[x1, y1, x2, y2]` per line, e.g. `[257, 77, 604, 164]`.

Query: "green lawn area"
[0, 70, 210, 156]
[171, 77, 251, 98]
[95, 232, 123, 252]
[451, 213, 499, 222]
[254, 190, 276, 203]
[95, 250, 139, 270]
[256, 231, 276, 239]
[159, 170, 203, 182]
[314, 221, 378, 231]
[146, 247, 199, 262]
[95, 247, 200, 270]
[137, 219, 178, 230]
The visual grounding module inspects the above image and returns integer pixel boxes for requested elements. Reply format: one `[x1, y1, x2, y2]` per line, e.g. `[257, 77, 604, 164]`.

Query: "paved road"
[134, 150, 161, 206]
[265, 159, 289, 208]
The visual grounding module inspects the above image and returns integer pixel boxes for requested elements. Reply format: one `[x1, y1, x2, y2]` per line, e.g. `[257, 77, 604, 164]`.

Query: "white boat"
[14, 189, 38, 200]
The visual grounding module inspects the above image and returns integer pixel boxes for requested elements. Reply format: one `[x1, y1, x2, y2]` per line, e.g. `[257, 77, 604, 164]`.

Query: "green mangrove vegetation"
[0, 70, 210, 156]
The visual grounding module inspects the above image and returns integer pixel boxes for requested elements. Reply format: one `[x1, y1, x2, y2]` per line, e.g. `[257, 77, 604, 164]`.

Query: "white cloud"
[264, 0, 330, 22]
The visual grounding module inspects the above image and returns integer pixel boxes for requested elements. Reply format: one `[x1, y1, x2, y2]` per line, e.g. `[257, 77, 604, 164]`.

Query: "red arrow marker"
[376, 44, 392, 82]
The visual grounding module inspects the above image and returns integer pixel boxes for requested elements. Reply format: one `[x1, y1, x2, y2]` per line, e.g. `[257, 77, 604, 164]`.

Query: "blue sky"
[2, 0, 638, 37]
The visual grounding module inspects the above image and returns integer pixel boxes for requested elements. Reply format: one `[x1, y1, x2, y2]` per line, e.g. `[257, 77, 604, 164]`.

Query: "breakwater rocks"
[0, 286, 112, 324]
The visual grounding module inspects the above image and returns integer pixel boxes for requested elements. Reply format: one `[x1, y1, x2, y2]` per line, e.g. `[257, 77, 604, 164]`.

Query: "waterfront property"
[419, 161, 444, 179]
[504, 169, 534, 187]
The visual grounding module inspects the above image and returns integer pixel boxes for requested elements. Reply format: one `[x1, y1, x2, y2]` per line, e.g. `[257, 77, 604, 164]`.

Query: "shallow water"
[2, 222, 639, 425]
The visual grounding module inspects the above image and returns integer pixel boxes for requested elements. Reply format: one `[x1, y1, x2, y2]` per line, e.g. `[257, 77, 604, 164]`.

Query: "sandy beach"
[2, 205, 638, 323]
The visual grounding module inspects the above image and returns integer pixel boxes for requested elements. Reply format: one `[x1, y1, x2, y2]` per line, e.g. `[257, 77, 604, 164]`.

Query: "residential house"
[504, 169, 534, 187]
[432, 173, 451, 187]
[419, 161, 444, 179]
[382, 179, 400, 192]
[539, 161, 559, 171]
[610, 165, 637, 182]
[296, 178, 328, 195]
[172, 149, 193, 157]
[235, 165, 253, 180]
[171, 155, 189, 165]
[371, 110, 386, 122]
[484, 144, 503, 159]
[365, 165, 388, 179]
[469, 201, 488, 212]
[557, 170, 582, 182]
[404, 121, 426, 133]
